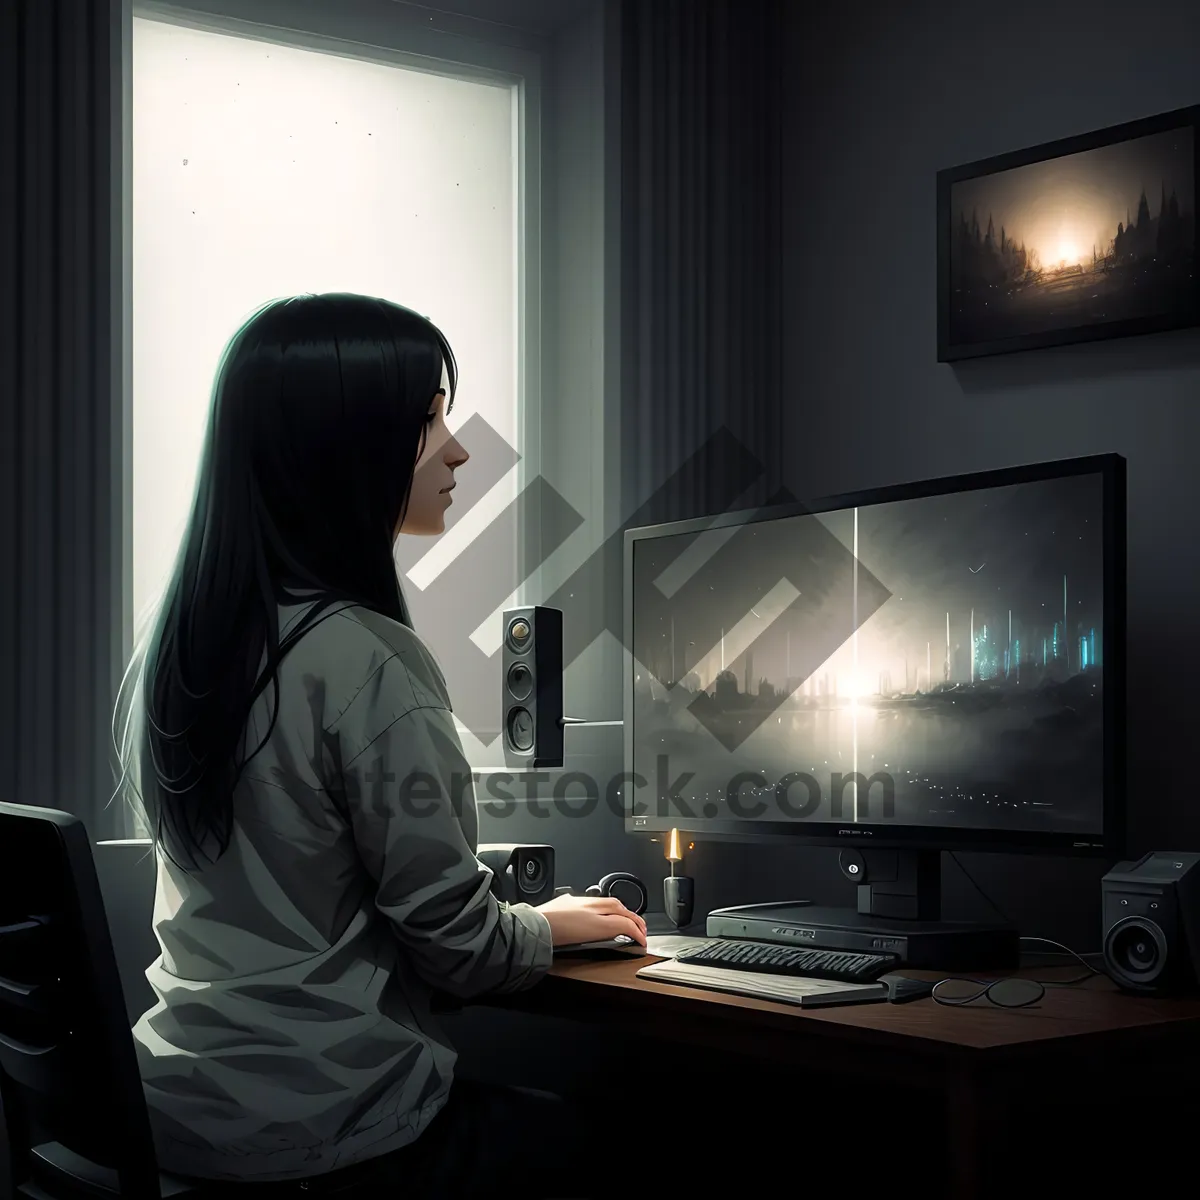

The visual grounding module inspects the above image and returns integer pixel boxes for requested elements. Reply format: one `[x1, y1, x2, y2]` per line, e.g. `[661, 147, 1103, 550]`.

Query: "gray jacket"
[131, 602, 553, 1181]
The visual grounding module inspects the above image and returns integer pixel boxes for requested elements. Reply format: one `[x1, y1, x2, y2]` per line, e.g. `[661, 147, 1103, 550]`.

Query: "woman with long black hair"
[113, 293, 645, 1195]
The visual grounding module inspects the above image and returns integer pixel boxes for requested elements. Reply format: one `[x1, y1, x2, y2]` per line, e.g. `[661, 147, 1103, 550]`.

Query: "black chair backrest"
[0, 802, 162, 1198]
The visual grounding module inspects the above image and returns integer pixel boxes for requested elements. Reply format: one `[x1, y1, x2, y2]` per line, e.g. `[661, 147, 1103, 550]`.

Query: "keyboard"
[674, 939, 896, 983]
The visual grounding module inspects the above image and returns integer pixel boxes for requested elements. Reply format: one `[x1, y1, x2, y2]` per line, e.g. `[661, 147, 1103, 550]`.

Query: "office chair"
[0, 801, 201, 1199]
[0, 803, 402, 1200]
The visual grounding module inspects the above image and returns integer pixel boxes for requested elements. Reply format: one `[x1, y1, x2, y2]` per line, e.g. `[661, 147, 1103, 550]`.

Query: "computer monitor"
[622, 454, 1125, 958]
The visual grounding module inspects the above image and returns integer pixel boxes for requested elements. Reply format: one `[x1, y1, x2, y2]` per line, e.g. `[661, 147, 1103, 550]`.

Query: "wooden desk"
[486, 953, 1200, 1196]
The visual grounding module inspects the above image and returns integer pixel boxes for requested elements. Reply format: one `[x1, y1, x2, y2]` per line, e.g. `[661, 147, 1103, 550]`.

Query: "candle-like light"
[666, 828, 682, 876]
[662, 828, 694, 927]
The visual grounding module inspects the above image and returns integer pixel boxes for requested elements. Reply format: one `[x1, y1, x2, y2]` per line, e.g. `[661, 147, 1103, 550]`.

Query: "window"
[132, 8, 538, 766]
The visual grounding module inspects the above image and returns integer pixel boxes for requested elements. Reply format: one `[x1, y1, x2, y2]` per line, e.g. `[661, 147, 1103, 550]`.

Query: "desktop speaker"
[1101, 852, 1200, 994]
[477, 843, 556, 907]
[501, 606, 564, 768]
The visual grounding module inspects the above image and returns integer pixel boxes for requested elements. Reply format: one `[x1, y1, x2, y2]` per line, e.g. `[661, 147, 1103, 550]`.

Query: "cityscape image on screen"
[629, 470, 1106, 835]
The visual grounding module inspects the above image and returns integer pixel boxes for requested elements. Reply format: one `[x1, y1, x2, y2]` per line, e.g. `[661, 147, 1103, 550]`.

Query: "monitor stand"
[706, 849, 1020, 971]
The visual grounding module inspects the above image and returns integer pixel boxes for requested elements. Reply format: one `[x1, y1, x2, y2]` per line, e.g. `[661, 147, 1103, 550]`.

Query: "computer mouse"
[554, 935, 647, 957]
[884, 976, 936, 1004]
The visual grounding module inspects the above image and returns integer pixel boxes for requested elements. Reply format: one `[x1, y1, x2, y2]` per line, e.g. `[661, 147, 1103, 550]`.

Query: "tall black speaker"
[1101, 852, 1200, 994]
[501, 606, 564, 768]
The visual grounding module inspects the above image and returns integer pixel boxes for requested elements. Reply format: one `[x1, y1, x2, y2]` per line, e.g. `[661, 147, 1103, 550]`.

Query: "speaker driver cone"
[1105, 916, 1168, 987]
[507, 661, 534, 701]
[506, 706, 535, 753]
[519, 857, 545, 893]
[506, 617, 532, 653]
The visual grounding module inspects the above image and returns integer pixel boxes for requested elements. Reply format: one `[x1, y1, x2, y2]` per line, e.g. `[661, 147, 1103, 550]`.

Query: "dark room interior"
[3, 0, 1200, 1196]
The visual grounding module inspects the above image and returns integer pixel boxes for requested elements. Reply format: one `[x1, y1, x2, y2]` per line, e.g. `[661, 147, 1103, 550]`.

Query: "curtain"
[619, 0, 785, 525]
[0, 0, 130, 840]
[607, 0, 787, 899]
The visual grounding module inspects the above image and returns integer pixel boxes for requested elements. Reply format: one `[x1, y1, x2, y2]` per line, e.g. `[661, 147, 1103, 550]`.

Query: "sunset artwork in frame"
[937, 106, 1199, 361]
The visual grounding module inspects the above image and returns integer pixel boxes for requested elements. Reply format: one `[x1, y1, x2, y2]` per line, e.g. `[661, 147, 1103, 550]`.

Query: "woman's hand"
[535, 893, 648, 947]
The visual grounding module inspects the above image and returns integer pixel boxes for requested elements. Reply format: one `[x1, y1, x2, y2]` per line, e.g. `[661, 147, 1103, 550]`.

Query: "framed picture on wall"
[937, 105, 1200, 362]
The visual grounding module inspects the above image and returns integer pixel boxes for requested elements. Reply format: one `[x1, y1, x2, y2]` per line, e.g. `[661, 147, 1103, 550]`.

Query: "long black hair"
[112, 293, 457, 871]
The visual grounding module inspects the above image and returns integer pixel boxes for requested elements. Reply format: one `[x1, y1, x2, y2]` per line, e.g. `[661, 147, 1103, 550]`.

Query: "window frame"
[122, 0, 545, 664]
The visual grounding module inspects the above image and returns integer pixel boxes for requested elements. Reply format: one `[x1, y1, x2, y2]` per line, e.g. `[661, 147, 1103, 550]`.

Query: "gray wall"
[769, 0, 1200, 950]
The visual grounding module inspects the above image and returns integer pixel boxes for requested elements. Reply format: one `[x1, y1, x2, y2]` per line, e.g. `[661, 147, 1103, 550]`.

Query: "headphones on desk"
[584, 872, 648, 916]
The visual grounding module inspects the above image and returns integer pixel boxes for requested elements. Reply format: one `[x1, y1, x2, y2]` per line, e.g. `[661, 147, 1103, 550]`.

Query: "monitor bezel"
[621, 453, 1126, 857]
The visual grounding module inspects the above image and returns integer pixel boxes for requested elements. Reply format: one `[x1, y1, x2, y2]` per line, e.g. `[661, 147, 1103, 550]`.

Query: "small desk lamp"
[663, 827, 694, 928]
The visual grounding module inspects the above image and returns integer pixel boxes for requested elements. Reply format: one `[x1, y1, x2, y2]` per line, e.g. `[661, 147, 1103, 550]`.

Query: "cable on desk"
[930, 937, 1108, 1009]
[937, 854, 1112, 1007]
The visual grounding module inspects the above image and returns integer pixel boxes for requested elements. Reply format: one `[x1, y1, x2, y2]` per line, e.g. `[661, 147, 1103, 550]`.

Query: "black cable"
[1017, 935, 1107, 985]
[933, 854, 1112, 1005]
[948, 850, 1013, 922]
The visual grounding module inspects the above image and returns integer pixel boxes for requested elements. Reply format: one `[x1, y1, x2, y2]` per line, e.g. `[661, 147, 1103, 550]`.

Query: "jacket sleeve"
[336, 685, 553, 999]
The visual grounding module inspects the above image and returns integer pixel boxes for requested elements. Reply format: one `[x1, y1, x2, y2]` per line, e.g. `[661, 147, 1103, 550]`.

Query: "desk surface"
[489, 951, 1200, 1064]
[483, 949, 1200, 1196]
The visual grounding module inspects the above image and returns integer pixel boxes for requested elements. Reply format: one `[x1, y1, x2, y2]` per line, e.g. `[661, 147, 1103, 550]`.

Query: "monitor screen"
[625, 459, 1122, 850]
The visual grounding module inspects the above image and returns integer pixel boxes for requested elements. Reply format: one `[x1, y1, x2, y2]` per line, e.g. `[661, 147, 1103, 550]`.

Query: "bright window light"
[131, 16, 519, 704]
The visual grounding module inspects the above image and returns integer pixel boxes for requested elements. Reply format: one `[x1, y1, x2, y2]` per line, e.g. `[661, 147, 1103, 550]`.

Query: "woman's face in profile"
[398, 376, 468, 538]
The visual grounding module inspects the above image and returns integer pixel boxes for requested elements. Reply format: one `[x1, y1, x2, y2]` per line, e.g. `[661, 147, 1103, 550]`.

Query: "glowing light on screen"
[848, 671, 874, 700]
[1055, 238, 1080, 266]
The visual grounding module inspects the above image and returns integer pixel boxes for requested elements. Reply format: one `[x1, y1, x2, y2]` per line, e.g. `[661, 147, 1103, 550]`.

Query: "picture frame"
[937, 105, 1200, 362]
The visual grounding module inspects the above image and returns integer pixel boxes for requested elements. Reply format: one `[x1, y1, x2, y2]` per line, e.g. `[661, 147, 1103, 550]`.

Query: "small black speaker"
[1101, 852, 1200, 994]
[477, 843, 556, 907]
[501, 606, 564, 768]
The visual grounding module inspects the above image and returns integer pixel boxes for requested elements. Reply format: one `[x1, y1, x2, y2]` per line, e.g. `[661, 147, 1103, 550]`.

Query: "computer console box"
[706, 901, 1019, 971]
